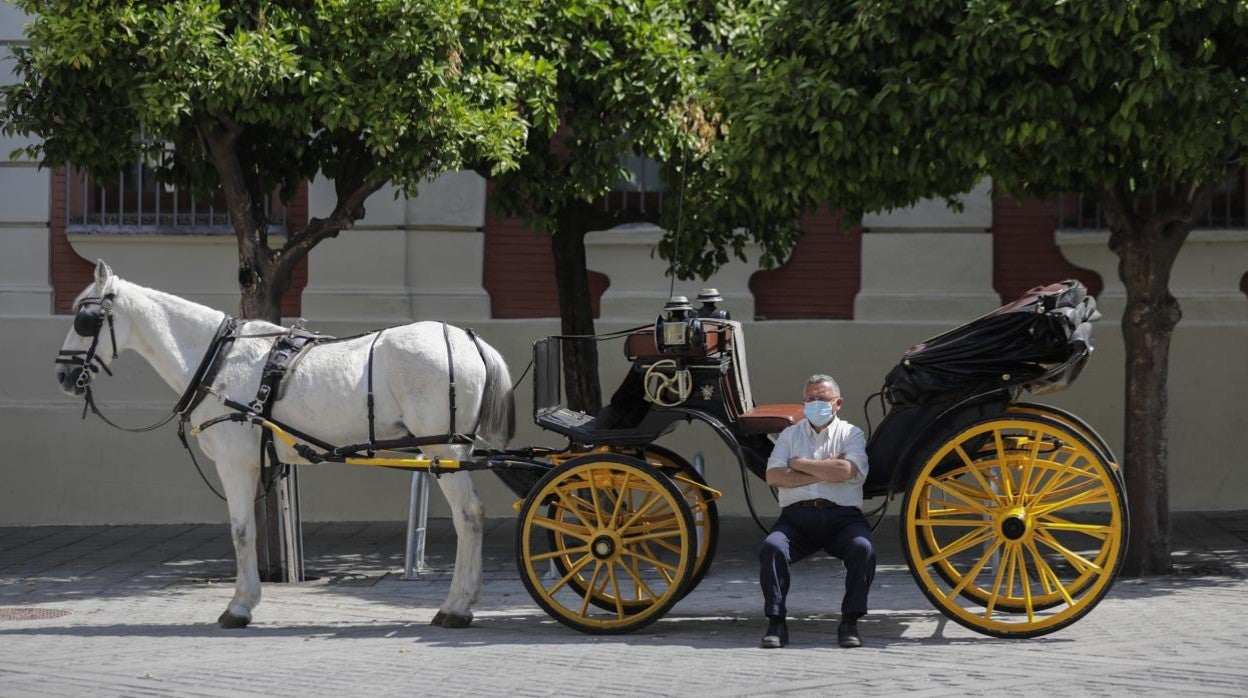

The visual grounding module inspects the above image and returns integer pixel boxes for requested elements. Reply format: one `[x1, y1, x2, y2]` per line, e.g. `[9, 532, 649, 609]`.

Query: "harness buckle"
[249, 384, 271, 413]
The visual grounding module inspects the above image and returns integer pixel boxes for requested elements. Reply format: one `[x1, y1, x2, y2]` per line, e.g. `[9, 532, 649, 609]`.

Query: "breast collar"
[173, 316, 240, 418]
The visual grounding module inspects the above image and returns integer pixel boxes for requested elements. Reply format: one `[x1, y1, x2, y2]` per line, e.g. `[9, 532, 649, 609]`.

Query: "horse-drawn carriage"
[58, 263, 1124, 639]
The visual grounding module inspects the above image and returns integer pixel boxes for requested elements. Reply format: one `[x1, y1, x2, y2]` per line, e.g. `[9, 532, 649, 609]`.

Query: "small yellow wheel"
[902, 413, 1127, 638]
[516, 454, 696, 634]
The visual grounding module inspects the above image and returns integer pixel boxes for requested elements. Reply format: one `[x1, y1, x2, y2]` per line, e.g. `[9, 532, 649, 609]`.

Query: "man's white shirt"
[766, 415, 870, 509]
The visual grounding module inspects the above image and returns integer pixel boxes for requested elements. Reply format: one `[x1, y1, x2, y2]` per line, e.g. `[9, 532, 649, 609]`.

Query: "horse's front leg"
[431, 467, 484, 628]
[214, 453, 263, 629]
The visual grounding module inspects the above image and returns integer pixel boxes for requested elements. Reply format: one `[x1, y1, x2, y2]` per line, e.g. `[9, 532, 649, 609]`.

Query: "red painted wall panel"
[749, 204, 862, 320]
[992, 197, 1102, 301]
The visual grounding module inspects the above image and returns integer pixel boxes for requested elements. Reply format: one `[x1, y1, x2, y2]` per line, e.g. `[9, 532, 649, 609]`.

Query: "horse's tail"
[475, 336, 515, 448]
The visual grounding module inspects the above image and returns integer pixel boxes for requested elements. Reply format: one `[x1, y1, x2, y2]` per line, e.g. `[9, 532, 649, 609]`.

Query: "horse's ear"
[94, 260, 113, 286]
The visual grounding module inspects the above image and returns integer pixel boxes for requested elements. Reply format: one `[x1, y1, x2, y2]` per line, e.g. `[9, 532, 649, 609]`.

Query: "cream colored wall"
[4, 168, 1248, 523]
[0, 5, 53, 316]
[0, 4, 1244, 524]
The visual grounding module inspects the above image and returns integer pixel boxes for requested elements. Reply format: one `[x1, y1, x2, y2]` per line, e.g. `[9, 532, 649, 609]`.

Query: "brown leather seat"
[738, 403, 805, 435]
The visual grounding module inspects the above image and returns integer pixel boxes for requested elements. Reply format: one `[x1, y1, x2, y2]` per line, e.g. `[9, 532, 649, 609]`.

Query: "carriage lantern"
[654, 296, 704, 353]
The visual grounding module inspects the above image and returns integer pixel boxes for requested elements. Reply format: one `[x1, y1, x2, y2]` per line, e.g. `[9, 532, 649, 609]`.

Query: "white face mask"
[804, 400, 834, 426]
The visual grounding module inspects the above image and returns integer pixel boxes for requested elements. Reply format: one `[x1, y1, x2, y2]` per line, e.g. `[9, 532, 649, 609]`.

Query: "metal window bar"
[1059, 168, 1248, 231]
[65, 160, 288, 235]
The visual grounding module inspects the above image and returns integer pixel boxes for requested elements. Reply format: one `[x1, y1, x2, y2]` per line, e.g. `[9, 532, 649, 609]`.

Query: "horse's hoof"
[432, 610, 472, 628]
[218, 610, 251, 629]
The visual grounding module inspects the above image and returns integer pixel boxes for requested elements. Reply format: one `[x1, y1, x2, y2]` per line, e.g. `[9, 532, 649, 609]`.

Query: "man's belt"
[789, 498, 838, 509]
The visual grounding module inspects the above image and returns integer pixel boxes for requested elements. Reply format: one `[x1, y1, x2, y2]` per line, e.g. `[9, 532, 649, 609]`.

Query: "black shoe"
[760, 616, 788, 648]
[837, 618, 862, 648]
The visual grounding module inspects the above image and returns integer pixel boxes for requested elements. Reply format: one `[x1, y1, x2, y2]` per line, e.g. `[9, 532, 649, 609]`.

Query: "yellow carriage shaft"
[255, 417, 465, 471]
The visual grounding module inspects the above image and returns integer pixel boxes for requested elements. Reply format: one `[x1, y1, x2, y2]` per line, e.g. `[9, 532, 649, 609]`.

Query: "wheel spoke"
[615, 559, 655, 603]
[578, 562, 604, 617]
[1023, 452, 1089, 506]
[983, 544, 1014, 618]
[1032, 485, 1112, 517]
[924, 477, 994, 515]
[1035, 478, 1106, 505]
[618, 490, 664, 533]
[1016, 543, 1036, 622]
[530, 514, 592, 541]
[528, 545, 590, 563]
[1026, 540, 1076, 607]
[640, 540, 676, 585]
[1034, 529, 1103, 574]
[915, 518, 996, 527]
[607, 471, 631, 529]
[920, 526, 994, 566]
[955, 446, 1004, 507]
[925, 502, 990, 517]
[547, 553, 593, 595]
[584, 468, 606, 528]
[945, 537, 1004, 603]
[1035, 516, 1112, 540]
[608, 564, 625, 620]
[554, 490, 597, 532]
[623, 546, 680, 578]
[994, 429, 1016, 503]
[621, 529, 685, 546]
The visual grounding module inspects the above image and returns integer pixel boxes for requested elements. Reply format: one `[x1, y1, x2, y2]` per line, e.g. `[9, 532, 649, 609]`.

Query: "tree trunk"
[552, 204, 602, 414]
[1106, 199, 1193, 576]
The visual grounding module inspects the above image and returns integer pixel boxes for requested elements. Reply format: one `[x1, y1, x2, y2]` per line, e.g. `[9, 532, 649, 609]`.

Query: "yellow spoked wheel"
[516, 454, 696, 634]
[902, 414, 1127, 638]
[547, 446, 719, 611]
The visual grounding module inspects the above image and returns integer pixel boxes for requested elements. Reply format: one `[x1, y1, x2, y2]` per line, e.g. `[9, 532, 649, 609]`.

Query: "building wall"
[5, 164, 1248, 524]
[3, 8, 1246, 525]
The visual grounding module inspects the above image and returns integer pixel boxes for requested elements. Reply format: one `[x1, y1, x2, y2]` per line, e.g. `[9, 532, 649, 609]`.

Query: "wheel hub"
[1000, 507, 1030, 540]
[591, 534, 617, 560]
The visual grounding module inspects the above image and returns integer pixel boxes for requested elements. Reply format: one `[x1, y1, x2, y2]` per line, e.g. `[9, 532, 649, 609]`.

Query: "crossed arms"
[765, 455, 861, 488]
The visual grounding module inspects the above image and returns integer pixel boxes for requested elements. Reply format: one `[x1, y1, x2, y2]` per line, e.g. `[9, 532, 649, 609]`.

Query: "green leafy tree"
[2, 0, 551, 321]
[684, 0, 1248, 574]
[2, 0, 551, 582]
[486, 0, 706, 413]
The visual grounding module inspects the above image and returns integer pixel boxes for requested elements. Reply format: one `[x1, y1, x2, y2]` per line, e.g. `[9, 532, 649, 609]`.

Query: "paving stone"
[0, 513, 1245, 696]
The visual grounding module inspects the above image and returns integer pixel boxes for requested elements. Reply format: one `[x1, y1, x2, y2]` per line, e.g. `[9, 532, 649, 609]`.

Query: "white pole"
[404, 471, 432, 579]
[277, 466, 304, 583]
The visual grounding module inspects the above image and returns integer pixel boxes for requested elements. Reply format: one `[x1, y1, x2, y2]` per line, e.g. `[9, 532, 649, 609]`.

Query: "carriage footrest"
[535, 407, 671, 446]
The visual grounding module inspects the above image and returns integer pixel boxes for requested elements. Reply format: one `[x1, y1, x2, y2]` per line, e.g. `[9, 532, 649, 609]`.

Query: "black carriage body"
[516, 324, 784, 495]
[505, 279, 1125, 638]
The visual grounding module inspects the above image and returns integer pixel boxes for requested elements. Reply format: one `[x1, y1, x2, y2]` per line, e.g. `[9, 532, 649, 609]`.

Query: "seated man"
[758, 374, 875, 649]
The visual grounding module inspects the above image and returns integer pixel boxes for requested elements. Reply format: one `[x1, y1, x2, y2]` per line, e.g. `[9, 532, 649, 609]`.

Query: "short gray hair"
[806, 374, 841, 396]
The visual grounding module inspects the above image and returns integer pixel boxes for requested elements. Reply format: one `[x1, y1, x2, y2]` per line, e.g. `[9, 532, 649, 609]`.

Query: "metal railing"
[1059, 167, 1247, 231]
[64, 161, 289, 235]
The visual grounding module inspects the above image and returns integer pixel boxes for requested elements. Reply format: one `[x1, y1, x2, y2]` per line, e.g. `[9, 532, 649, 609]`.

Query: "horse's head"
[55, 260, 131, 395]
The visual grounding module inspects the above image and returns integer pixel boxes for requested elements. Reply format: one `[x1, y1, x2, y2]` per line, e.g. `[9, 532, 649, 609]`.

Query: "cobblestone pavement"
[1, 512, 1246, 697]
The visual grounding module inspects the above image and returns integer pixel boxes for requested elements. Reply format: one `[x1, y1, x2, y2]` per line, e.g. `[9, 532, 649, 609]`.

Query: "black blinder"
[74, 307, 105, 337]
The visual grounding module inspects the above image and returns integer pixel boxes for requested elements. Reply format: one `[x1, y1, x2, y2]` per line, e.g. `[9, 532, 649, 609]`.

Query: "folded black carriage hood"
[883, 280, 1100, 408]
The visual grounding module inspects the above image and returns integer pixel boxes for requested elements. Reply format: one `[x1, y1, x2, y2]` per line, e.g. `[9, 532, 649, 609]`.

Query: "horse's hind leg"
[427, 447, 484, 628]
[215, 454, 263, 629]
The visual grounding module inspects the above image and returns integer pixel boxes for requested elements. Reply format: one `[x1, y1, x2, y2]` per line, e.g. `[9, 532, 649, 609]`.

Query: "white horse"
[55, 261, 514, 629]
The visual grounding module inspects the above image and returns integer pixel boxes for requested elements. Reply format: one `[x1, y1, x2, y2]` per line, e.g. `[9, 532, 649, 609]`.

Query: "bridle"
[56, 293, 118, 392]
[56, 289, 239, 433]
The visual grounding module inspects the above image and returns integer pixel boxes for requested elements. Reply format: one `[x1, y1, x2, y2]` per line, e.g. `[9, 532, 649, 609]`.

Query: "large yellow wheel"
[516, 454, 696, 634]
[902, 414, 1127, 638]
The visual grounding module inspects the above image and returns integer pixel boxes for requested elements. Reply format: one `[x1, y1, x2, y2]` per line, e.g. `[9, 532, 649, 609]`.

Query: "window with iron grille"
[1058, 166, 1247, 231]
[64, 160, 289, 235]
